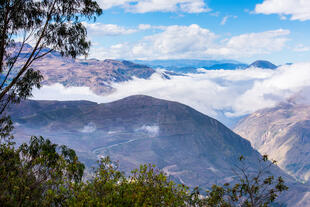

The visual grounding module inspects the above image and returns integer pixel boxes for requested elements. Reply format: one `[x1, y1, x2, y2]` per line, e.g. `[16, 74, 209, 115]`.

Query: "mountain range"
[133, 59, 277, 72]
[9, 44, 280, 103]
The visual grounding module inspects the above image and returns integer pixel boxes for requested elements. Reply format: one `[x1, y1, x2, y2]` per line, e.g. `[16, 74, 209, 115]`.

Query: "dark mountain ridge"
[10, 95, 259, 187]
[248, 60, 277, 69]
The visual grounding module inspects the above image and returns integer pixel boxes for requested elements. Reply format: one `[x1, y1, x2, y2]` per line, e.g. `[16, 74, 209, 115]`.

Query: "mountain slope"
[9, 95, 310, 206]
[234, 102, 310, 182]
[133, 59, 246, 73]
[10, 95, 261, 187]
[13, 44, 155, 95]
[248, 60, 277, 69]
[204, 63, 248, 70]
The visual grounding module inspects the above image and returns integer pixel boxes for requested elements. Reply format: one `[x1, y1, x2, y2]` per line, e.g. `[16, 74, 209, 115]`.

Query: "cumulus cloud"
[82, 22, 167, 38]
[96, 0, 210, 13]
[255, 0, 310, 21]
[89, 25, 290, 60]
[83, 22, 138, 36]
[205, 29, 290, 58]
[80, 122, 97, 133]
[135, 125, 160, 137]
[32, 63, 310, 125]
[131, 24, 217, 59]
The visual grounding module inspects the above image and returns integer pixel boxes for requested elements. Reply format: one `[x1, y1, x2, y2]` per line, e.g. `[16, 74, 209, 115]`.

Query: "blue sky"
[85, 0, 310, 65]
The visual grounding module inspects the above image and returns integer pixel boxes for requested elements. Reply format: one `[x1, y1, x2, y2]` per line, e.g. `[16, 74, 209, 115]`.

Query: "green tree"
[0, 0, 102, 114]
[0, 135, 84, 206]
[192, 155, 289, 207]
[70, 157, 191, 207]
[0, 129, 289, 207]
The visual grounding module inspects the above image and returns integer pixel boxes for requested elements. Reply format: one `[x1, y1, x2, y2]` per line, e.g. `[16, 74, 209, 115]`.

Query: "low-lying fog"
[32, 62, 310, 127]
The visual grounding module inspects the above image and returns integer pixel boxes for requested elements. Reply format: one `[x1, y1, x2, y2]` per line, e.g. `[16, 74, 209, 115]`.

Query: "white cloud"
[138, 24, 152, 30]
[30, 83, 105, 102]
[83, 22, 138, 36]
[96, 0, 210, 13]
[89, 25, 290, 60]
[294, 44, 310, 52]
[206, 29, 290, 58]
[227, 62, 310, 116]
[220, 15, 237, 25]
[80, 122, 97, 133]
[96, 0, 131, 10]
[131, 24, 217, 59]
[255, 0, 310, 21]
[135, 125, 159, 137]
[32, 63, 310, 124]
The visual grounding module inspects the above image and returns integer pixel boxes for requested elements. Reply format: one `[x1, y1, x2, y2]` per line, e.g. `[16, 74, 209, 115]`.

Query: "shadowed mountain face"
[12, 44, 155, 95]
[234, 102, 310, 183]
[248, 60, 277, 69]
[10, 95, 260, 188]
[8, 95, 310, 206]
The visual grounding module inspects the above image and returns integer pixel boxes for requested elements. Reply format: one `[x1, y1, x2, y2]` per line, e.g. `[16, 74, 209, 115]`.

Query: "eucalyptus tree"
[0, 0, 102, 114]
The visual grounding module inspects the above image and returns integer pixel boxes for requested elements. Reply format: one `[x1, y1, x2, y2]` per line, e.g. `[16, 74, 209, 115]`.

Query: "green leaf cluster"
[0, 0, 102, 113]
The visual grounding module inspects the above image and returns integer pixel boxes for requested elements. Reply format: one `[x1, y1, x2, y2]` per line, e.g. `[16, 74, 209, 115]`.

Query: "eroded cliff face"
[235, 102, 310, 182]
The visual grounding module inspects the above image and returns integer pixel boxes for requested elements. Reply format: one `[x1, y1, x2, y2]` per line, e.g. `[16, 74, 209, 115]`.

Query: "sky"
[82, 0, 310, 65]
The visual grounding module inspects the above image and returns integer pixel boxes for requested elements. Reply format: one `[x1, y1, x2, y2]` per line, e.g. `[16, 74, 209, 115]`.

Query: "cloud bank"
[32, 63, 310, 125]
[96, 0, 210, 13]
[83, 22, 138, 36]
[89, 24, 290, 60]
[255, 0, 310, 21]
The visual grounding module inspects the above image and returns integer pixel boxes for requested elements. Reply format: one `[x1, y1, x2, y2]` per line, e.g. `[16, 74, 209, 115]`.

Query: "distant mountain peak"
[248, 60, 277, 69]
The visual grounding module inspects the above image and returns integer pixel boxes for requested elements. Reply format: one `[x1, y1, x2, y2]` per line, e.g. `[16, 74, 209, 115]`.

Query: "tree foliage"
[0, 0, 102, 114]
[0, 130, 288, 207]
[194, 155, 289, 207]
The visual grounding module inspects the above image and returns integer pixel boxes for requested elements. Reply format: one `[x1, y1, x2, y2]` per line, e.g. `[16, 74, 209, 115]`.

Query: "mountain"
[13, 44, 156, 95]
[9, 95, 264, 187]
[204, 63, 248, 70]
[133, 59, 246, 73]
[8, 95, 310, 206]
[248, 60, 277, 69]
[234, 102, 310, 183]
